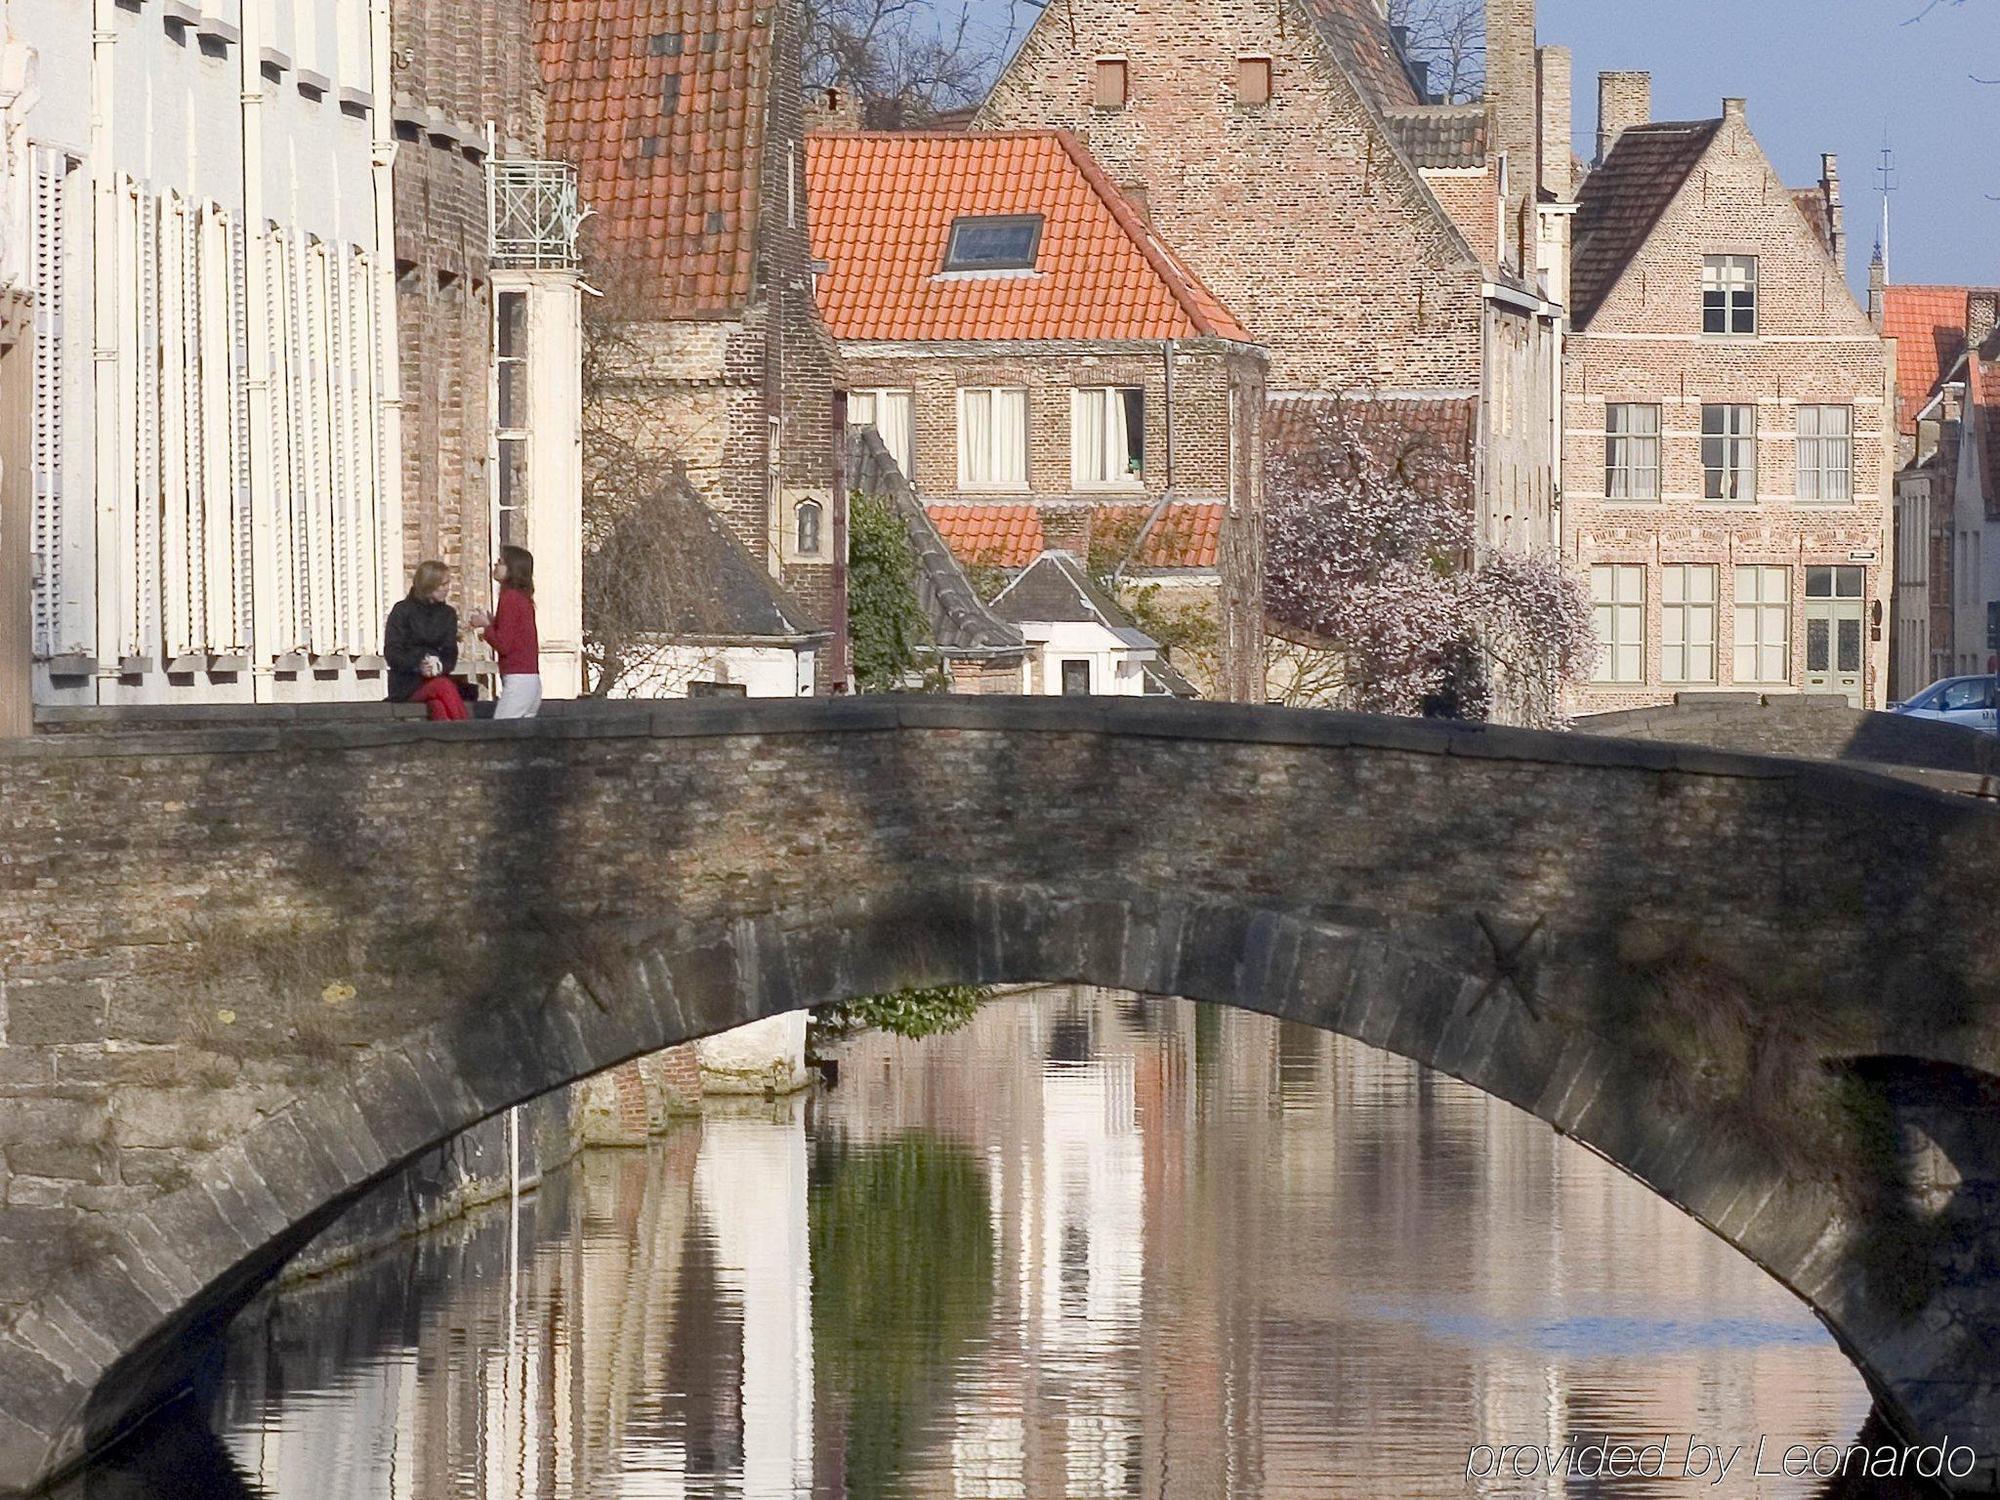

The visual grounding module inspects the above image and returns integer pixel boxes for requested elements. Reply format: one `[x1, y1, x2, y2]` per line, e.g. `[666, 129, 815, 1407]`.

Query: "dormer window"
[943, 214, 1043, 273]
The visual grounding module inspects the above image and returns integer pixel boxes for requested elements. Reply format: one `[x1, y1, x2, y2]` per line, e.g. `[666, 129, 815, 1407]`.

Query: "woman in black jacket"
[385, 561, 468, 720]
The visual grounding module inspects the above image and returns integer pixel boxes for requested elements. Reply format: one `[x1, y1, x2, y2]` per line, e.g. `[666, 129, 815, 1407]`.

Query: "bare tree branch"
[803, 0, 1025, 124]
[1387, 0, 1484, 104]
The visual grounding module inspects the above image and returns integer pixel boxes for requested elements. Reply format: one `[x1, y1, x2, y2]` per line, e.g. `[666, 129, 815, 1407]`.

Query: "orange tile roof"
[536, 0, 769, 318]
[1883, 285, 1984, 435]
[805, 130, 1253, 343]
[924, 502, 1223, 570]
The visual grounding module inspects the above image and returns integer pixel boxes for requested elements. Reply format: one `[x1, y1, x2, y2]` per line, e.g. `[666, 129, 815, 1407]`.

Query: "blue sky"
[967, 0, 1996, 291]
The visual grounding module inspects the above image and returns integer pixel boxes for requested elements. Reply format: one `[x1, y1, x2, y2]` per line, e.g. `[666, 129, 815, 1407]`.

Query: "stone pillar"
[1595, 70, 1651, 164]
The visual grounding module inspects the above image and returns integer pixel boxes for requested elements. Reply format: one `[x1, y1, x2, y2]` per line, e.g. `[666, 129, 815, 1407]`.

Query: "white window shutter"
[264, 227, 300, 652]
[160, 194, 193, 661]
[30, 148, 68, 658]
[227, 214, 254, 650]
[199, 204, 234, 652]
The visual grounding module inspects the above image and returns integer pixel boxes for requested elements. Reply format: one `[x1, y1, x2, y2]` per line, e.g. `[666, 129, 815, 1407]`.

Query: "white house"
[13, 0, 401, 707]
[990, 550, 1194, 698]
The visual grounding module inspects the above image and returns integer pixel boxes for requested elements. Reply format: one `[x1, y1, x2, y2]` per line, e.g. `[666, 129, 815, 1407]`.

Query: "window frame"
[956, 386, 1030, 491]
[1661, 563, 1718, 684]
[1589, 562, 1645, 684]
[1733, 564, 1792, 684]
[793, 497, 823, 558]
[493, 289, 530, 549]
[1701, 403, 1756, 502]
[1702, 254, 1757, 336]
[1604, 402, 1661, 501]
[848, 387, 915, 483]
[1796, 404, 1852, 503]
[1070, 385, 1146, 489]
[941, 215, 1044, 274]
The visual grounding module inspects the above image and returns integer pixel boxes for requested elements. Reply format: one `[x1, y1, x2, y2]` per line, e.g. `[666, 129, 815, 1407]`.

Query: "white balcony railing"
[486, 159, 583, 270]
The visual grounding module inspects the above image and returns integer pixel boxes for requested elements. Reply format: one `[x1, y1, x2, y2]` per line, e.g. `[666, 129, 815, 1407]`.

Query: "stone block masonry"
[0, 700, 1997, 1488]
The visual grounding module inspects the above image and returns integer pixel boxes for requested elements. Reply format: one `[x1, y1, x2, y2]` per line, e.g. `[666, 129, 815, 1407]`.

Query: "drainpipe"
[239, 0, 277, 694]
[368, 0, 403, 608]
[829, 387, 849, 692]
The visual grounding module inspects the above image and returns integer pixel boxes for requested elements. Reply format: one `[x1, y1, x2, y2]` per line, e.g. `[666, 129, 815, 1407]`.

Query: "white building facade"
[16, 0, 401, 706]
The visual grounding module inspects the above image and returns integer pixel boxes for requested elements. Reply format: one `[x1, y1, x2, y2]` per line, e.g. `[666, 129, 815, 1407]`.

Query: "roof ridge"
[1049, 129, 1237, 341]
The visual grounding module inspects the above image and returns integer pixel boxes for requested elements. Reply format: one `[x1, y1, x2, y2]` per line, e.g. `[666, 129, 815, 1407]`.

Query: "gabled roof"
[1883, 285, 1986, 435]
[536, 0, 770, 318]
[1569, 120, 1722, 328]
[1790, 187, 1833, 255]
[804, 130, 1253, 342]
[924, 502, 1225, 570]
[1294, 0, 1426, 110]
[1382, 105, 1486, 170]
[991, 550, 1155, 642]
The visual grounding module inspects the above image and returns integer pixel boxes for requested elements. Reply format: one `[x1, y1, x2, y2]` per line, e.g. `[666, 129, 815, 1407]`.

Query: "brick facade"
[391, 0, 547, 588]
[1564, 98, 1893, 713]
[976, 0, 1487, 397]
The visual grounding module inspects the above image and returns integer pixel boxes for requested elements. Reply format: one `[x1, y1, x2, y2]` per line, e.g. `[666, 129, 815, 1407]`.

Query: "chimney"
[1536, 45, 1573, 307]
[1721, 96, 1747, 124]
[1971, 290, 1999, 355]
[1485, 0, 1538, 270]
[804, 84, 862, 132]
[1867, 243, 1885, 331]
[1819, 152, 1845, 271]
[1595, 70, 1650, 164]
[1537, 45, 1572, 202]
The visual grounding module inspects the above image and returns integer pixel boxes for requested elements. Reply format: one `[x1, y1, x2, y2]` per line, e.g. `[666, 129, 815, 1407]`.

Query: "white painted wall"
[614, 641, 815, 699]
[16, 0, 396, 707]
[1019, 618, 1154, 696]
[695, 1012, 810, 1095]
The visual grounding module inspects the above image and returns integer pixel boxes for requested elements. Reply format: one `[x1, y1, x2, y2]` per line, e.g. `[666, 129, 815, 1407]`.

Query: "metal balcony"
[486, 159, 583, 270]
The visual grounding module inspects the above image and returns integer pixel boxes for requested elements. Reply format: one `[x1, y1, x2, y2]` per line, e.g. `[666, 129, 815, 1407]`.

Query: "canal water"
[71, 987, 1920, 1499]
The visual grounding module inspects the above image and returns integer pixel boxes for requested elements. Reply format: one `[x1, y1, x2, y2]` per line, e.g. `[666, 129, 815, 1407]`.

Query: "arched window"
[795, 498, 823, 556]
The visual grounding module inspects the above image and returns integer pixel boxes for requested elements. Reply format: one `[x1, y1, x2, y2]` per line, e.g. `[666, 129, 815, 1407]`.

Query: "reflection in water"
[66, 989, 1906, 1498]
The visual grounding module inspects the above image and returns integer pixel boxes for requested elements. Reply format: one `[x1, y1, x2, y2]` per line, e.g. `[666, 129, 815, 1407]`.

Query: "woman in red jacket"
[472, 545, 541, 719]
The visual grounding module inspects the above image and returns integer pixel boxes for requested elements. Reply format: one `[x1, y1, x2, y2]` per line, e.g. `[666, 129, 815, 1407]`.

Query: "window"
[1094, 58, 1127, 109]
[942, 214, 1043, 273]
[1939, 678, 1993, 712]
[1072, 387, 1144, 487]
[494, 290, 529, 546]
[1734, 565, 1790, 682]
[1701, 404, 1755, 501]
[1061, 659, 1092, 695]
[794, 498, 823, 557]
[1662, 564, 1717, 683]
[849, 388, 914, 481]
[1797, 405, 1852, 502]
[1702, 254, 1756, 334]
[957, 387, 1028, 489]
[1236, 56, 1271, 105]
[1590, 563, 1644, 683]
[1604, 403, 1661, 500]
[1805, 565, 1865, 682]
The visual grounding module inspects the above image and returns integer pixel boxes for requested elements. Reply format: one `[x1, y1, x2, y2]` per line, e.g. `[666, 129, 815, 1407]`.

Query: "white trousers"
[495, 673, 543, 719]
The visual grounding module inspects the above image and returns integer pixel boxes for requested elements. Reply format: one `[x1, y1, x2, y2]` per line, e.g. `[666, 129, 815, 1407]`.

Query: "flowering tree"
[1264, 402, 1594, 727]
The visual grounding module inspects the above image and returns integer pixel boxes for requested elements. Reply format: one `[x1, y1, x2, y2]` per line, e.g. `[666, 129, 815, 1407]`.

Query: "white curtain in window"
[1073, 388, 1106, 485]
[878, 390, 914, 481]
[961, 388, 1026, 488]
[1733, 565, 1790, 683]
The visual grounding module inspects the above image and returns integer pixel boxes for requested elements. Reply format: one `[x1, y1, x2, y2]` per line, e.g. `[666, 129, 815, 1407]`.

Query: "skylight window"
[942, 214, 1043, 272]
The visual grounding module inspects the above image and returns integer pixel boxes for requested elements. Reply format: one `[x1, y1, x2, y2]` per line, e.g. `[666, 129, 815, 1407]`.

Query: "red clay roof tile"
[806, 130, 1253, 344]
[1882, 285, 1991, 435]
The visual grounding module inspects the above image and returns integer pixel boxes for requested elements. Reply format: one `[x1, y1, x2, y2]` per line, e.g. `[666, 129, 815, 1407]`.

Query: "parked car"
[1888, 675, 2000, 734]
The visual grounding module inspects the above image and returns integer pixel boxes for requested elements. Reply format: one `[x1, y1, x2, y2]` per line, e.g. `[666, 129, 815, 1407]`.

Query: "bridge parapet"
[1, 699, 1999, 1490]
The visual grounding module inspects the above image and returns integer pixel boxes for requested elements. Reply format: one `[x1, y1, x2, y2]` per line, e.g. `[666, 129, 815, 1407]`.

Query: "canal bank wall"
[281, 1022, 812, 1281]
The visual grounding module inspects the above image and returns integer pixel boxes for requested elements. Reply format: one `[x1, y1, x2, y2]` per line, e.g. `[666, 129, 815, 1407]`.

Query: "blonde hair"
[408, 560, 449, 600]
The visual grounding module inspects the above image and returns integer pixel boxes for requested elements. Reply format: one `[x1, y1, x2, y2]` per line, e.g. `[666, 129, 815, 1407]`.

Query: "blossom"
[1265, 403, 1594, 727]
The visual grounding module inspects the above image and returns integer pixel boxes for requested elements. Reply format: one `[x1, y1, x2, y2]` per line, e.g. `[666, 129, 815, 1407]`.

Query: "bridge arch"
[3, 698, 1999, 1492]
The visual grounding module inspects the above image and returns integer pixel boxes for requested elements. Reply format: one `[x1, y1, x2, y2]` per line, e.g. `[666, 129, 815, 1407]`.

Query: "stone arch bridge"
[2, 698, 2000, 1493]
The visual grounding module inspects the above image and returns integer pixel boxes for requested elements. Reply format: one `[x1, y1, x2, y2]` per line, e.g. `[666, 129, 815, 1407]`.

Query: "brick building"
[803, 127, 1268, 700]
[1879, 281, 2000, 695]
[973, 0, 1568, 559]
[1562, 84, 1892, 712]
[397, 0, 586, 698]
[537, 0, 845, 689]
